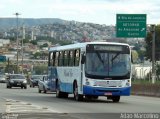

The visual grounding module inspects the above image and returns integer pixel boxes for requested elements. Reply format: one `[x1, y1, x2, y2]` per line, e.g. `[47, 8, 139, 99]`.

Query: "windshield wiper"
[96, 51, 104, 64]
[111, 52, 120, 63]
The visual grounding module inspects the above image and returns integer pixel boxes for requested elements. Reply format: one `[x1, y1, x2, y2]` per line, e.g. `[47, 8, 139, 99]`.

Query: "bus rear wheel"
[74, 83, 83, 101]
[56, 82, 63, 98]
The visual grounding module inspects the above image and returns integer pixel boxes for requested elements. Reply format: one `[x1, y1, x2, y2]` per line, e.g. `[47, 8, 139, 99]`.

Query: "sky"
[0, 0, 160, 25]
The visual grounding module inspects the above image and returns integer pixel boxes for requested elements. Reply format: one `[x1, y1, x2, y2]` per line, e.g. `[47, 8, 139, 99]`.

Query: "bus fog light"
[126, 80, 130, 86]
[85, 81, 90, 85]
[126, 82, 130, 86]
[85, 79, 90, 85]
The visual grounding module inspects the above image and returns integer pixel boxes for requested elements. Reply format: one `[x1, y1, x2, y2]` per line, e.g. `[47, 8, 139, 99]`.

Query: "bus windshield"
[85, 51, 131, 79]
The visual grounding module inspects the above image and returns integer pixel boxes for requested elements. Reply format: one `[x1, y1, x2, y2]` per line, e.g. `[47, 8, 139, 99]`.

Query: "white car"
[0, 75, 6, 83]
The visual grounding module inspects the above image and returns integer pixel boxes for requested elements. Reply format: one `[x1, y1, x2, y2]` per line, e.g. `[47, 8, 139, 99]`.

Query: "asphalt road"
[0, 83, 160, 119]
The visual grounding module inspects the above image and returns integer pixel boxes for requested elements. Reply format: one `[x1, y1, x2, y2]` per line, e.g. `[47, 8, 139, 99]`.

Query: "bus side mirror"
[131, 52, 133, 63]
[81, 53, 86, 64]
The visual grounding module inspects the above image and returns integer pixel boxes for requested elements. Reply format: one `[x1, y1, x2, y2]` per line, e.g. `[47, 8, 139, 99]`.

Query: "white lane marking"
[4, 98, 61, 113]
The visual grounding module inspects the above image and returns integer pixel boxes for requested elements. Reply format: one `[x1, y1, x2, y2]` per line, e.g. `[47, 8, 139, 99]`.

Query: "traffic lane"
[0, 83, 7, 113]
[0, 83, 160, 113]
[38, 95, 160, 113]
[0, 98, 5, 113]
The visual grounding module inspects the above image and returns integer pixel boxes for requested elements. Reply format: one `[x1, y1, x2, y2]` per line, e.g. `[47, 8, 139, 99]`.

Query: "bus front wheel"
[112, 96, 120, 103]
[74, 83, 83, 101]
[56, 82, 63, 98]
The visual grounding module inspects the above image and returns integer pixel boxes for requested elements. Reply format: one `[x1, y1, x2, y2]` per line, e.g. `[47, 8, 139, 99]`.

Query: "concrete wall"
[132, 64, 152, 79]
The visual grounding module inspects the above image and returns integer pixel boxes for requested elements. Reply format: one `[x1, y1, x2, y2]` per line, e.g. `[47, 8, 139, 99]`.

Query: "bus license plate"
[104, 92, 112, 96]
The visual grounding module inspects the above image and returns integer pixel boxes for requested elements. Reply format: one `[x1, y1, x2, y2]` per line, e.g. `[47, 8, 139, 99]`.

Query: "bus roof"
[49, 42, 130, 52]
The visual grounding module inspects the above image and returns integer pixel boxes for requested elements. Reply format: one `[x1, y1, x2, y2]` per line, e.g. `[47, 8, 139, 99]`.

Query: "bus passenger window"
[58, 51, 64, 66]
[49, 52, 53, 66]
[69, 50, 75, 66]
[55, 52, 59, 66]
[64, 51, 69, 66]
[75, 49, 80, 66]
[52, 52, 56, 66]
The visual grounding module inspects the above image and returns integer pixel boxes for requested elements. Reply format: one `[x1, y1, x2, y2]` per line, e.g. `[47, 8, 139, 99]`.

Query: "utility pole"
[151, 24, 156, 84]
[14, 12, 20, 74]
[22, 24, 25, 74]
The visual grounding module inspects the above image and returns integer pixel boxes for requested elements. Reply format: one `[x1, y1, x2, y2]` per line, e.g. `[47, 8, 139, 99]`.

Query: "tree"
[33, 51, 48, 59]
[131, 50, 139, 63]
[30, 40, 37, 45]
[145, 25, 160, 61]
[23, 38, 30, 44]
[33, 65, 47, 74]
[40, 43, 48, 48]
[156, 64, 160, 80]
[33, 52, 41, 59]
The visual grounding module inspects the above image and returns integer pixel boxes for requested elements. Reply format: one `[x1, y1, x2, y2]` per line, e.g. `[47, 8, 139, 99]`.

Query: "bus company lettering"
[95, 81, 106, 87]
[95, 81, 119, 87]
[64, 69, 73, 77]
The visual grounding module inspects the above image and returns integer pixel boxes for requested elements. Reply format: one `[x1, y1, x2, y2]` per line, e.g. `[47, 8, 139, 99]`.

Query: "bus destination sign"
[93, 45, 123, 51]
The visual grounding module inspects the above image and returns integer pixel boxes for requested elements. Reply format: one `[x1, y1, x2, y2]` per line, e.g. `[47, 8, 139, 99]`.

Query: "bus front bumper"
[83, 86, 131, 96]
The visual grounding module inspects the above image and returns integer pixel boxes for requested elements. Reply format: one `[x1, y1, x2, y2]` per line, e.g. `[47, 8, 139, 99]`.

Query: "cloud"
[0, 0, 159, 24]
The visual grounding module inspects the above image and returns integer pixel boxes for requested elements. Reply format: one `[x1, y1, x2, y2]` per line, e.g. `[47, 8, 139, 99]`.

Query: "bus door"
[48, 67, 57, 91]
[80, 52, 85, 92]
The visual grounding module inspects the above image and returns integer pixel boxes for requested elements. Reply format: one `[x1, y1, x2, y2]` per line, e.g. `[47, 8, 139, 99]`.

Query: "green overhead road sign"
[116, 14, 147, 38]
[0, 55, 6, 62]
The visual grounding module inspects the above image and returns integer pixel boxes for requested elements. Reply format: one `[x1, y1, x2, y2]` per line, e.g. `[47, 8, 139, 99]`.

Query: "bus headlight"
[23, 80, 27, 84]
[85, 79, 90, 85]
[126, 80, 130, 86]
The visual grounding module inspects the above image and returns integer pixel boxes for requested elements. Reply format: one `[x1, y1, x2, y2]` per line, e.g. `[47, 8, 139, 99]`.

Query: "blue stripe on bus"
[59, 82, 73, 93]
[58, 82, 130, 96]
[83, 86, 131, 96]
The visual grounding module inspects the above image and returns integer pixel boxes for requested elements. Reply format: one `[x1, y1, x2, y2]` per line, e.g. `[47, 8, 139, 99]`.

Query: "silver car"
[38, 75, 50, 93]
[6, 74, 27, 89]
[30, 75, 43, 88]
[0, 75, 6, 83]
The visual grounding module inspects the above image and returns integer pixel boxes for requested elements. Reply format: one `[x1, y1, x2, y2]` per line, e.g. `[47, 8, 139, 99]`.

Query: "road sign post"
[116, 14, 147, 38]
[151, 24, 156, 84]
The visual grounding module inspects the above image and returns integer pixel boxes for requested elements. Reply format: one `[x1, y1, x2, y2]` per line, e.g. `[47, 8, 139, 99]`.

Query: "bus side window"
[69, 50, 75, 66]
[55, 52, 59, 66]
[48, 52, 53, 66]
[58, 51, 64, 66]
[75, 49, 80, 66]
[53, 52, 56, 66]
[64, 51, 69, 66]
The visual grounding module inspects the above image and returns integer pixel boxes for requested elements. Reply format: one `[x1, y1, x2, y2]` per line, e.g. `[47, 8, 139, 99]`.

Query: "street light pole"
[14, 12, 20, 74]
[22, 24, 25, 74]
[151, 24, 156, 84]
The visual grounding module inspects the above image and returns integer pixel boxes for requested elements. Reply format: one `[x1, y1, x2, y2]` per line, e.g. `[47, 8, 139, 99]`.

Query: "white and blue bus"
[48, 42, 131, 102]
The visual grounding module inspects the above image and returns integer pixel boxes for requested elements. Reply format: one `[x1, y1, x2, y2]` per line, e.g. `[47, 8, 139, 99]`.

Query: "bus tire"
[62, 92, 68, 98]
[112, 96, 120, 103]
[56, 81, 63, 98]
[74, 82, 83, 101]
[38, 89, 41, 93]
[43, 86, 47, 93]
[92, 96, 99, 100]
